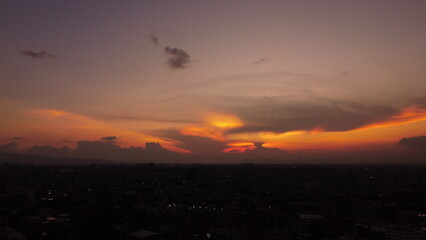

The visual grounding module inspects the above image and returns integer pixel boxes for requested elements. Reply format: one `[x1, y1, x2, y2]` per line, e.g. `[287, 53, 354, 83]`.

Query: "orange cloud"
[224, 142, 255, 153]
[180, 126, 224, 141]
[9, 105, 426, 154]
[176, 112, 249, 153]
[227, 142, 254, 147]
[225, 105, 426, 152]
[357, 105, 426, 130]
[179, 112, 244, 141]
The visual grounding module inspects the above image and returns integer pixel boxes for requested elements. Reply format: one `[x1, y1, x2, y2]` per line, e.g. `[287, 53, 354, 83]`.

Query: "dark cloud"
[241, 142, 289, 159]
[159, 129, 292, 159]
[398, 136, 426, 149]
[149, 34, 159, 46]
[225, 97, 399, 134]
[100, 136, 119, 142]
[411, 95, 426, 109]
[74, 140, 121, 158]
[145, 142, 163, 152]
[176, 136, 226, 154]
[62, 139, 73, 143]
[20, 140, 178, 162]
[74, 140, 178, 162]
[21, 50, 54, 59]
[26, 145, 72, 158]
[16, 138, 293, 163]
[160, 130, 227, 154]
[12, 137, 23, 141]
[164, 46, 191, 69]
[0, 142, 18, 153]
[254, 58, 271, 65]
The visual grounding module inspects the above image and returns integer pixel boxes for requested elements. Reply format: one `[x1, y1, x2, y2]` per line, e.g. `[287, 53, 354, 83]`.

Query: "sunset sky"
[1, 1, 426, 162]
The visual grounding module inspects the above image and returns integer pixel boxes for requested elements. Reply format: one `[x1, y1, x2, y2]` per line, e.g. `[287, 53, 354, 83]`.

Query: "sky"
[1, 0, 426, 163]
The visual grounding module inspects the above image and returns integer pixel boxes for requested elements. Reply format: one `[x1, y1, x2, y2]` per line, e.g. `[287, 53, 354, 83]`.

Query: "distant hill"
[0, 153, 114, 165]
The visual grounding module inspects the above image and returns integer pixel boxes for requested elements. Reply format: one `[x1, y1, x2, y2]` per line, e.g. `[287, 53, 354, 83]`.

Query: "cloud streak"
[149, 34, 160, 46]
[254, 58, 271, 65]
[21, 50, 54, 59]
[101, 136, 119, 142]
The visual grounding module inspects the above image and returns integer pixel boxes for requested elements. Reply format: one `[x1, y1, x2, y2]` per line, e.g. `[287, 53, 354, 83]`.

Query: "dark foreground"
[0, 164, 425, 240]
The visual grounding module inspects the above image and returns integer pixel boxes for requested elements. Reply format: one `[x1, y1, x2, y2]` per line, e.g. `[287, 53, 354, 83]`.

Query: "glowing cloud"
[174, 113, 246, 153]
[357, 106, 426, 130]
[178, 112, 243, 141]
[204, 113, 243, 129]
[224, 142, 255, 153]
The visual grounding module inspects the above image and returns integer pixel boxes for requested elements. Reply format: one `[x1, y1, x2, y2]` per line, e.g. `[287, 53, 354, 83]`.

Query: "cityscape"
[1, 163, 425, 239]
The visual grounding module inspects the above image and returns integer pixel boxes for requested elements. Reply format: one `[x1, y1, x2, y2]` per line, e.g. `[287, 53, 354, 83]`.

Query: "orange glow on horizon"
[4, 105, 426, 154]
[23, 108, 181, 151]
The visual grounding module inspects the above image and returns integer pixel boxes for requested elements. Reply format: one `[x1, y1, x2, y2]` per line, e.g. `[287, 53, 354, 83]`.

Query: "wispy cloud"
[149, 34, 160, 46]
[21, 50, 54, 59]
[254, 58, 271, 65]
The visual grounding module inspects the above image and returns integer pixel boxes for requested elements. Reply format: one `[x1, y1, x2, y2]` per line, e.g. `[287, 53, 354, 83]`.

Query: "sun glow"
[227, 142, 254, 147]
[178, 112, 244, 141]
[204, 113, 243, 129]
